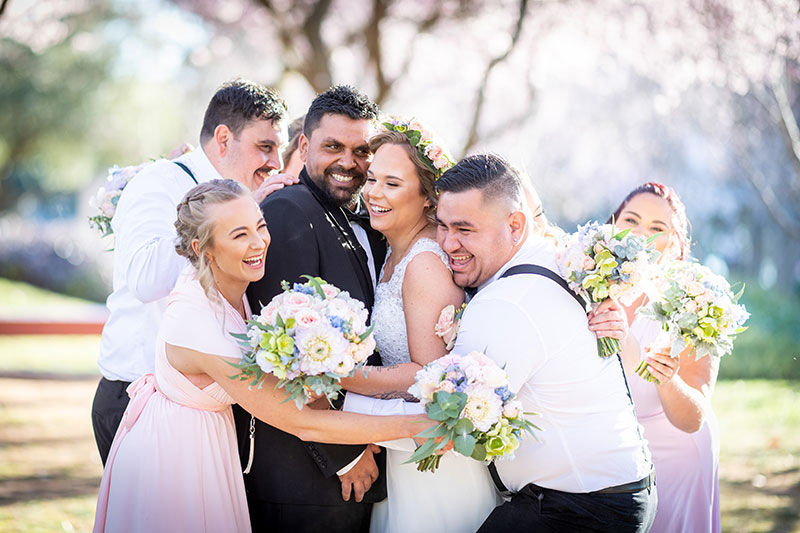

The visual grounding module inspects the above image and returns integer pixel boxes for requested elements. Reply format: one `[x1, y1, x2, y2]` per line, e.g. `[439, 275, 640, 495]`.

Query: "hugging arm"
[171, 344, 427, 444]
[340, 252, 464, 396]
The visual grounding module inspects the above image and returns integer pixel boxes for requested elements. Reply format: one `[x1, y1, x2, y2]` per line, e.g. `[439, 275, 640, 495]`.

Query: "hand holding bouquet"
[557, 221, 659, 357]
[636, 259, 749, 383]
[230, 276, 376, 408]
[406, 351, 539, 473]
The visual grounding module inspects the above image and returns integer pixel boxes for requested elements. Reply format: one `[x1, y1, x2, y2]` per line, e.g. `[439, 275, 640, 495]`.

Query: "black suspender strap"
[492, 263, 651, 493]
[500, 264, 589, 312]
[486, 264, 589, 497]
[174, 161, 198, 184]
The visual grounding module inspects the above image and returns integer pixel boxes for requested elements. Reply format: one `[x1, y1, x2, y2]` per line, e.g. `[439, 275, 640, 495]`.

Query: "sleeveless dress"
[368, 238, 498, 533]
[94, 268, 251, 533]
[629, 316, 721, 533]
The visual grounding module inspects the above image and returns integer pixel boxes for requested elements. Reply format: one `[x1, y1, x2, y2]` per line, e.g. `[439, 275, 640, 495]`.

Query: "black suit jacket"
[234, 169, 388, 506]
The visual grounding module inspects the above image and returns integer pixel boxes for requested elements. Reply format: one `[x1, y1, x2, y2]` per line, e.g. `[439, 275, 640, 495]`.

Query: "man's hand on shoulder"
[338, 444, 381, 502]
[252, 172, 299, 204]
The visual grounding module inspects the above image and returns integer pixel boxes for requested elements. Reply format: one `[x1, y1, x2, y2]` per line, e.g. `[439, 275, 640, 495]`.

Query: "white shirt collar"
[181, 145, 225, 183]
[477, 234, 558, 292]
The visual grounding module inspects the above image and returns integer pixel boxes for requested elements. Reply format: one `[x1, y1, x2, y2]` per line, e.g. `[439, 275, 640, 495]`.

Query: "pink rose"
[284, 292, 313, 313]
[687, 281, 705, 297]
[435, 381, 456, 394]
[321, 284, 339, 300]
[259, 302, 279, 325]
[294, 308, 322, 329]
[582, 256, 596, 270]
[593, 242, 605, 254]
[435, 305, 460, 349]
[425, 144, 444, 161]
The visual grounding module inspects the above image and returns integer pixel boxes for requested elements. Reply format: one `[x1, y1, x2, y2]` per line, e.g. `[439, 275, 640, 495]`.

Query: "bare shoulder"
[403, 250, 463, 303]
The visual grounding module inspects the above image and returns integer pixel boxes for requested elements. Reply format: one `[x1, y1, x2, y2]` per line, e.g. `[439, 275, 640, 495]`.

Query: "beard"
[310, 164, 366, 208]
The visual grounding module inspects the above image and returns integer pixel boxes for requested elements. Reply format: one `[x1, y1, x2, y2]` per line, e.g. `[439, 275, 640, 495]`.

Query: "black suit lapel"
[300, 170, 375, 308]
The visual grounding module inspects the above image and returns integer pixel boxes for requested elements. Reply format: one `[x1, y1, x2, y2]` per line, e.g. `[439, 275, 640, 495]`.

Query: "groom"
[435, 154, 658, 532]
[235, 85, 386, 532]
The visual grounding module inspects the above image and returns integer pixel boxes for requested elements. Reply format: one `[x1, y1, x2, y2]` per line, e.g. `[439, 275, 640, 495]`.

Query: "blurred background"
[0, 0, 798, 531]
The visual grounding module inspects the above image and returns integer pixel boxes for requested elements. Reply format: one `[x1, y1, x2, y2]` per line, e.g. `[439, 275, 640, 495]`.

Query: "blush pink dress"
[629, 317, 721, 533]
[94, 268, 251, 533]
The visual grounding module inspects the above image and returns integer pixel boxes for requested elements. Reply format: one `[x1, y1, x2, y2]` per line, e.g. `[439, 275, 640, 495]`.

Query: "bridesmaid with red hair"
[612, 182, 720, 533]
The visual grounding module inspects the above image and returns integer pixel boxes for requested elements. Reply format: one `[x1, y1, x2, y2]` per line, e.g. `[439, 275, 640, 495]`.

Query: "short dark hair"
[200, 79, 288, 142]
[303, 85, 379, 138]
[435, 153, 523, 207]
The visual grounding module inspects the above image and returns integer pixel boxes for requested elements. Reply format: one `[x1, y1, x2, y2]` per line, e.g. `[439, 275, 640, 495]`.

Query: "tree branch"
[365, 0, 390, 104]
[734, 144, 800, 239]
[0, 0, 10, 19]
[769, 76, 800, 193]
[460, 0, 529, 156]
[300, 0, 334, 91]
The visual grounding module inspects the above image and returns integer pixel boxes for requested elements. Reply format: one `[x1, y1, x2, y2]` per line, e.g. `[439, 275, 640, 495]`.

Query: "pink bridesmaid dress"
[94, 267, 251, 533]
[629, 317, 721, 533]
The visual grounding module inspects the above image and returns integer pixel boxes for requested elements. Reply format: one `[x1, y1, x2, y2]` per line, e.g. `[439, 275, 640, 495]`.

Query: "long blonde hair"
[174, 179, 250, 301]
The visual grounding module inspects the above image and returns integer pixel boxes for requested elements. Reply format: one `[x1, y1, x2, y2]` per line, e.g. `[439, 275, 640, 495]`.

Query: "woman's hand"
[643, 343, 680, 385]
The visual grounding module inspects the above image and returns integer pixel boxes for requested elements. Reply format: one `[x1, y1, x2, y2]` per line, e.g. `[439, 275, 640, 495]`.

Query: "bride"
[341, 119, 498, 532]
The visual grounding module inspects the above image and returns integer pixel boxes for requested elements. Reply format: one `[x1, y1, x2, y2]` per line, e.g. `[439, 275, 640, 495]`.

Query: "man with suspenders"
[91, 80, 297, 464]
[435, 154, 657, 532]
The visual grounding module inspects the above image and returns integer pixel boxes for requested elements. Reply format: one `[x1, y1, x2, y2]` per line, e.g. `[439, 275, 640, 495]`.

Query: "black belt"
[593, 469, 656, 494]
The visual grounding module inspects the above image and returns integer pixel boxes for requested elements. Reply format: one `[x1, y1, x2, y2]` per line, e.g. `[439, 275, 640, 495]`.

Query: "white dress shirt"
[454, 234, 652, 493]
[98, 148, 223, 382]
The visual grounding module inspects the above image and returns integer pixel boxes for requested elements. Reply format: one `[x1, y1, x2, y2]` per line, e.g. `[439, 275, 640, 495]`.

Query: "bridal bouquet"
[88, 143, 193, 238]
[557, 221, 659, 357]
[230, 276, 376, 408]
[635, 259, 749, 383]
[406, 351, 539, 472]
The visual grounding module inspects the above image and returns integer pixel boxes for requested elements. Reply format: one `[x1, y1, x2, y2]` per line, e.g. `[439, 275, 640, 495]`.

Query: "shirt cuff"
[336, 450, 366, 476]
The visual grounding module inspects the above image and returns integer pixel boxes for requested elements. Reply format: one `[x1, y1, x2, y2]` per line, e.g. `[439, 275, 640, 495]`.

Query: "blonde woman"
[93, 180, 426, 533]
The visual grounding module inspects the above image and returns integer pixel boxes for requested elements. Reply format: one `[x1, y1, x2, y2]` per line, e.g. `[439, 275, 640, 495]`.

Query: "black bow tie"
[345, 202, 371, 227]
[465, 286, 478, 299]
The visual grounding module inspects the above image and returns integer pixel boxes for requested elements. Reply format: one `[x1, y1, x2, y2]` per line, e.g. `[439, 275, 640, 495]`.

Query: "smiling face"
[615, 192, 677, 257]
[218, 118, 287, 192]
[300, 113, 372, 207]
[436, 189, 522, 288]
[204, 195, 271, 288]
[363, 143, 431, 238]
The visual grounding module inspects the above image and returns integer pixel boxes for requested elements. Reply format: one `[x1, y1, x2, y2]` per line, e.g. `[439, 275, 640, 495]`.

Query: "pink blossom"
[582, 256, 596, 270]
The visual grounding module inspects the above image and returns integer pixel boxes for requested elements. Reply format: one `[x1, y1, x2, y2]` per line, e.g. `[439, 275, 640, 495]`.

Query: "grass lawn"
[0, 376, 796, 532]
[0, 281, 797, 531]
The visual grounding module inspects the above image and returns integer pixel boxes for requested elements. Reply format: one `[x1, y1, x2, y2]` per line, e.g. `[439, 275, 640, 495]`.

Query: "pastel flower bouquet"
[230, 276, 376, 408]
[88, 143, 193, 238]
[636, 259, 749, 383]
[406, 351, 539, 473]
[557, 221, 659, 357]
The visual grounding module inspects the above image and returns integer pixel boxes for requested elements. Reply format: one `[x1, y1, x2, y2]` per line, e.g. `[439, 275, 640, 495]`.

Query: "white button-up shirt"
[453, 234, 652, 493]
[98, 148, 222, 382]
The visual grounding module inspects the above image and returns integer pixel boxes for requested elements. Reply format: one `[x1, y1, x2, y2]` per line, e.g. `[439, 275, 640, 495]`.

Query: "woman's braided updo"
[174, 179, 250, 300]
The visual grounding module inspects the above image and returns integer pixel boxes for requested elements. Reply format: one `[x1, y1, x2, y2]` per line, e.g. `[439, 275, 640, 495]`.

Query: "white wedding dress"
[345, 238, 498, 533]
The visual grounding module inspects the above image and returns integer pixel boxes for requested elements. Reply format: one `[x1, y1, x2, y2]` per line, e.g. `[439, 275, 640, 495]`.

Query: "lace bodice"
[372, 238, 450, 367]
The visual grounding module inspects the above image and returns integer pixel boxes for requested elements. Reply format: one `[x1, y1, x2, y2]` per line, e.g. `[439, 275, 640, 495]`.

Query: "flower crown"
[381, 118, 455, 179]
